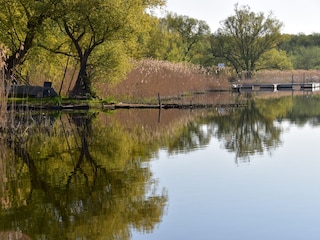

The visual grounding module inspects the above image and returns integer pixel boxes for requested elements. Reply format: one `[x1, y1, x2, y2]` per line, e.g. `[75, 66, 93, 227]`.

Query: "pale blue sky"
[156, 0, 320, 34]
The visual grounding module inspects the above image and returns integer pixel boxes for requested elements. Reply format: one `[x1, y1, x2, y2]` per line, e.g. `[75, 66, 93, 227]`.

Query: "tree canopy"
[0, 0, 166, 96]
[0, 0, 55, 81]
[2, 1, 320, 95]
[141, 13, 212, 66]
[280, 33, 320, 70]
[164, 13, 211, 63]
[211, 4, 284, 79]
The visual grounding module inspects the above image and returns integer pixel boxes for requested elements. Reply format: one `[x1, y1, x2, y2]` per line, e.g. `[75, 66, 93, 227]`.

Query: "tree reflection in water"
[0, 111, 167, 239]
[1, 94, 317, 238]
[210, 99, 283, 163]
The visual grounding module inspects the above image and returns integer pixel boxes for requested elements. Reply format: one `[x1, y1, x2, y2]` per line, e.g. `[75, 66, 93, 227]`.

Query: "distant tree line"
[142, 5, 320, 80]
[280, 33, 320, 70]
[1, 1, 320, 97]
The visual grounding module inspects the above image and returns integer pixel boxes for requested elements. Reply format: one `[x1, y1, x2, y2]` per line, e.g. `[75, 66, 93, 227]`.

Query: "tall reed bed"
[0, 46, 10, 209]
[0, 46, 8, 131]
[97, 59, 230, 102]
[246, 69, 320, 84]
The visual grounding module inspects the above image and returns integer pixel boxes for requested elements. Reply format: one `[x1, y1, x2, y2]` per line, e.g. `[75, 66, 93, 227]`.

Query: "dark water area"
[1, 92, 320, 239]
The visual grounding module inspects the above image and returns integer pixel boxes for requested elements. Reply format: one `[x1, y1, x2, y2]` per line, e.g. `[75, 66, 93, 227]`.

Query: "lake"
[1, 92, 320, 240]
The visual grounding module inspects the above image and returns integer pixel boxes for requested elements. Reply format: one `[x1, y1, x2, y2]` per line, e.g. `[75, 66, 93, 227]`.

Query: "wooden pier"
[232, 82, 320, 92]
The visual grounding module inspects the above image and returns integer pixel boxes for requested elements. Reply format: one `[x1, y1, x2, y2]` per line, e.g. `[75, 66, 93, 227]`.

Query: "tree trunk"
[245, 71, 253, 79]
[69, 55, 91, 97]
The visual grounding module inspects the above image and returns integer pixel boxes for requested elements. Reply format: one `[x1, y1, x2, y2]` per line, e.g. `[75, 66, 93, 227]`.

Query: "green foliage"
[89, 41, 132, 85]
[0, 1, 26, 53]
[289, 46, 320, 70]
[141, 13, 213, 66]
[256, 48, 293, 70]
[279, 33, 320, 70]
[280, 33, 320, 50]
[164, 13, 211, 63]
[5, 0, 318, 92]
[211, 4, 284, 79]
[0, 0, 55, 78]
[140, 17, 181, 61]
[20, 46, 69, 83]
[54, 0, 166, 96]
[0, 0, 166, 95]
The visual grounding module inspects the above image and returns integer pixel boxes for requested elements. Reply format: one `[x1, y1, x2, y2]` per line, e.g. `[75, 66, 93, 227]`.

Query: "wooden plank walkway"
[102, 103, 247, 110]
[232, 82, 320, 92]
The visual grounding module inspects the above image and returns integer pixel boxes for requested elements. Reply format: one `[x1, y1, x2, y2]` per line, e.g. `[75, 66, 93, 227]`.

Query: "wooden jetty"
[102, 102, 246, 110]
[232, 82, 320, 92]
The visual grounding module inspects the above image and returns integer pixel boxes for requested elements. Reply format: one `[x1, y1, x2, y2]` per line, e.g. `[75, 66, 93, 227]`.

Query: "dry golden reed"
[0, 45, 10, 131]
[244, 69, 320, 84]
[97, 59, 230, 101]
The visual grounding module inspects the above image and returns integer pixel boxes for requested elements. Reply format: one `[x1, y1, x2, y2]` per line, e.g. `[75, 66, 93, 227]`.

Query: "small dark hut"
[9, 82, 58, 98]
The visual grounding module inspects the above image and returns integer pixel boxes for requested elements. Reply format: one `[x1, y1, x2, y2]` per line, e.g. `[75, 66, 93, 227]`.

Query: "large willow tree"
[0, 0, 165, 95]
[50, 0, 166, 96]
[211, 4, 283, 79]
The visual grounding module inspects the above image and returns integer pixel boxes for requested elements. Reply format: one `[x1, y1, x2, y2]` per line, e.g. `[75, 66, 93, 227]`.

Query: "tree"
[0, 0, 54, 81]
[164, 13, 211, 64]
[211, 4, 283, 79]
[140, 13, 213, 65]
[279, 33, 320, 70]
[290, 46, 320, 70]
[256, 49, 293, 70]
[0, 0, 165, 95]
[139, 17, 181, 61]
[51, 0, 165, 97]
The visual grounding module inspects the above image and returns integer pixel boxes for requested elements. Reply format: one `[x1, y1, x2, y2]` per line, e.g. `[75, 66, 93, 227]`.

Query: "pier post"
[273, 84, 278, 92]
[158, 93, 162, 108]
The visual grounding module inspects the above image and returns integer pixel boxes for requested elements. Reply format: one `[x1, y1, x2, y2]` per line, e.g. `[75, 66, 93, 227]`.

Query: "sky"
[156, 0, 320, 34]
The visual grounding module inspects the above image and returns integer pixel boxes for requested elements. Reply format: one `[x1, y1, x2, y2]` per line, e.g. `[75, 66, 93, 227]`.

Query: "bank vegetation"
[1, 1, 320, 103]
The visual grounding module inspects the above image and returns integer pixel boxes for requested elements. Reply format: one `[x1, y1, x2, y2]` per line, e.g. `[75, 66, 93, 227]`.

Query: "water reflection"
[0, 111, 167, 239]
[1, 93, 320, 239]
[168, 93, 320, 163]
[209, 98, 283, 163]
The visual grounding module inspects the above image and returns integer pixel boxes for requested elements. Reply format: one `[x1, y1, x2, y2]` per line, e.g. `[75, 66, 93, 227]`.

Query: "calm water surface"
[1, 93, 320, 239]
[133, 121, 320, 240]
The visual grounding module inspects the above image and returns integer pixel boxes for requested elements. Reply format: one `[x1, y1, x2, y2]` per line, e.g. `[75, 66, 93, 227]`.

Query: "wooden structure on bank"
[232, 82, 320, 92]
[8, 82, 58, 98]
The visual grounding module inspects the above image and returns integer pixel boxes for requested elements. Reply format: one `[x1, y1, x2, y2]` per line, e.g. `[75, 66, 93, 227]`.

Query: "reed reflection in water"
[1, 93, 320, 239]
